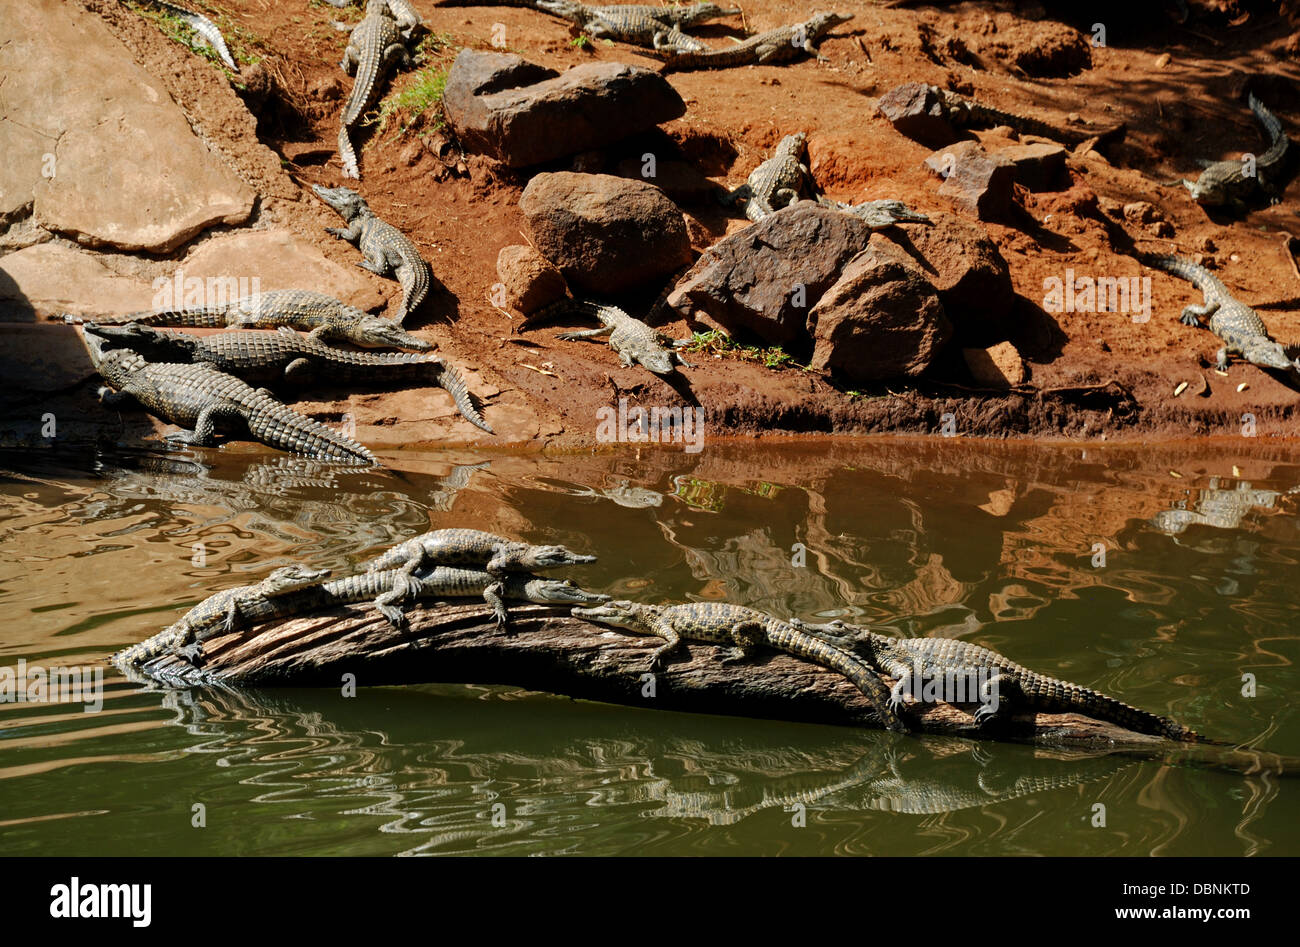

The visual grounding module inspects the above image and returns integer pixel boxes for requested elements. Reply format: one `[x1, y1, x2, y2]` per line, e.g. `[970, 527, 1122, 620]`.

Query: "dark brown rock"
[809, 246, 951, 382]
[873, 212, 1015, 344]
[442, 50, 686, 168]
[496, 244, 568, 314]
[520, 172, 692, 294]
[613, 157, 717, 204]
[668, 204, 873, 347]
[877, 83, 958, 148]
[996, 141, 1067, 190]
[924, 140, 1016, 220]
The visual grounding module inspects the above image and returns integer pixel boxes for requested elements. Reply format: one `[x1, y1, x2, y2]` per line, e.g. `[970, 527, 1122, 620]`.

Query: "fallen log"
[133, 600, 1293, 773]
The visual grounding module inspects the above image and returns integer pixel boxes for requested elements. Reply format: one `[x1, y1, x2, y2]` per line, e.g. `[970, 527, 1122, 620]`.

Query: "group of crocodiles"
[115, 530, 1205, 745]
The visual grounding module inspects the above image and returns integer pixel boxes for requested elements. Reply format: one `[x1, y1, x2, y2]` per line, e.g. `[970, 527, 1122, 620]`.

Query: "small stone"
[924, 140, 1016, 220]
[963, 341, 1026, 387]
[496, 244, 568, 314]
[1155, 53, 1172, 68]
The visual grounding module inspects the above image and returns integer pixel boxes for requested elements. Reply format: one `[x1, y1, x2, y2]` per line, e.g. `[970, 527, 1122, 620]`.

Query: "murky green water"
[1, 440, 1297, 855]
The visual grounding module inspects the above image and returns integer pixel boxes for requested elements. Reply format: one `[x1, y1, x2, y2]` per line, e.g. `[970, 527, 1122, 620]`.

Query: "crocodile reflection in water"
[1152, 478, 1295, 535]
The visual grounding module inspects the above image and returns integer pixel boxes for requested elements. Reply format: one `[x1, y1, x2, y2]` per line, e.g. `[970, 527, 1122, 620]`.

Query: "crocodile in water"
[571, 600, 906, 732]
[313, 184, 431, 322]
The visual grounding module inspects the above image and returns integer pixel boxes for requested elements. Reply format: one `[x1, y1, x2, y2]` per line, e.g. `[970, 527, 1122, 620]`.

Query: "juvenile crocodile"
[826, 198, 932, 228]
[1148, 256, 1298, 372]
[339, 0, 412, 178]
[932, 87, 1117, 148]
[523, 299, 692, 375]
[126, 566, 610, 667]
[88, 339, 377, 465]
[722, 132, 813, 221]
[571, 601, 906, 732]
[82, 324, 492, 433]
[313, 184, 431, 322]
[323, 0, 423, 40]
[133, 1, 238, 71]
[365, 528, 597, 625]
[792, 619, 1202, 742]
[653, 12, 854, 71]
[1184, 94, 1290, 208]
[535, 0, 718, 51]
[64, 289, 431, 350]
[114, 565, 332, 666]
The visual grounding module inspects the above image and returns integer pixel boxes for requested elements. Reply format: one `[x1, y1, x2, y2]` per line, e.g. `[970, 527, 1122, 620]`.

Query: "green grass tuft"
[684, 330, 797, 370]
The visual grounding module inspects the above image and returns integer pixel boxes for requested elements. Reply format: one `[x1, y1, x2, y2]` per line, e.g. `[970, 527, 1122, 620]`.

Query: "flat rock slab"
[442, 50, 686, 168]
[1, 0, 254, 252]
[924, 140, 1016, 220]
[520, 172, 691, 295]
[0, 244, 156, 320]
[669, 203, 872, 347]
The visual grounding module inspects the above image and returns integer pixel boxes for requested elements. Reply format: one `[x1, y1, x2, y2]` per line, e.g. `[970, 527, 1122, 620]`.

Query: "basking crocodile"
[313, 184, 431, 322]
[64, 289, 431, 350]
[365, 528, 597, 626]
[932, 87, 1118, 148]
[523, 299, 692, 376]
[133, 0, 238, 71]
[571, 601, 906, 732]
[82, 324, 492, 434]
[1148, 256, 1298, 372]
[535, 0, 729, 51]
[653, 12, 854, 71]
[826, 198, 932, 229]
[792, 619, 1202, 742]
[87, 340, 377, 465]
[323, 0, 423, 39]
[114, 565, 332, 667]
[722, 132, 813, 222]
[339, 0, 412, 178]
[123, 566, 610, 667]
[1184, 94, 1290, 208]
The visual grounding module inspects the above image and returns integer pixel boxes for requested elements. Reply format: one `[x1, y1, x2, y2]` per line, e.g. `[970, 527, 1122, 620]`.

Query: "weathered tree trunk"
[131, 601, 1298, 774]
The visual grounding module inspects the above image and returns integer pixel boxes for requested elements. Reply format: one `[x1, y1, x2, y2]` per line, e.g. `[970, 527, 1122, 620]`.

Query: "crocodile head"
[805, 11, 854, 35]
[312, 183, 370, 222]
[354, 316, 432, 350]
[83, 323, 192, 359]
[258, 565, 331, 594]
[777, 131, 809, 159]
[854, 199, 932, 228]
[365, 0, 395, 17]
[1240, 337, 1300, 372]
[521, 577, 610, 605]
[523, 545, 599, 569]
[571, 599, 659, 633]
[1183, 165, 1235, 206]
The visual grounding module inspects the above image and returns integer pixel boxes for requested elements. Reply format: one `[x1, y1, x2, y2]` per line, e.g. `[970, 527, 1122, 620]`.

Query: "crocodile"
[113, 565, 332, 666]
[125, 566, 610, 667]
[322, 0, 423, 40]
[1148, 256, 1299, 372]
[791, 619, 1202, 742]
[826, 198, 932, 229]
[722, 132, 813, 222]
[87, 337, 377, 465]
[133, 0, 238, 71]
[653, 12, 854, 71]
[535, 0, 719, 51]
[338, 0, 412, 178]
[81, 324, 492, 433]
[931, 87, 1119, 148]
[522, 299, 692, 375]
[571, 601, 906, 732]
[1153, 478, 1289, 535]
[313, 184, 431, 322]
[365, 528, 597, 626]
[1184, 94, 1290, 209]
[64, 289, 431, 350]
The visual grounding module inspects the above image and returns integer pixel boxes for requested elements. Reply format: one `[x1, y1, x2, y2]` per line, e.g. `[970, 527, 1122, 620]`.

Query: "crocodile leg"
[326, 221, 364, 243]
[1180, 300, 1218, 327]
[645, 617, 682, 671]
[972, 670, 1007, 724]
[556, 327, 613, 341]
[1215, 346, 1230, 371]
[483, 580, 510, 633]
[720, 620, 765, 664]
[164, 403, 243, 446]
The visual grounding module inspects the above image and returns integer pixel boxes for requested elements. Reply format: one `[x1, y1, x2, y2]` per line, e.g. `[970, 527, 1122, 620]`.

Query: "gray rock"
[877, 82, 959, 148]
[520, 172, 691, 295]
[809, 244, 951, 382]
[924, 140, 1016, 220]
[442, 50, 685, 168]
[668, 203, 872, 347]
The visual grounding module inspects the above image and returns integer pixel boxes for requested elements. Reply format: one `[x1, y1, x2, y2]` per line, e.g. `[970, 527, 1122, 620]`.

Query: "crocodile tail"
[435, 362, 494, 434]
[243, 392, 377, 465]
[338, 125, 361, 179]
[1248, 94, 1289, 165]
[1035, 677, 1199, 742]
[88, 307, 230, 328]
[771, 624, 905, 731]
[143, 1, 238, 71]
[1145, 254, 1221, 294]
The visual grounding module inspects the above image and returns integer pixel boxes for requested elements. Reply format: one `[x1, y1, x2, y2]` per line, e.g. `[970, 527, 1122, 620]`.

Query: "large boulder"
[668, 204, 872, 347]
[520, 172, 691, 295]
[442, 50, 686, 168]
[809, 245, 951, 382]
[872, 213, 1014, 344]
